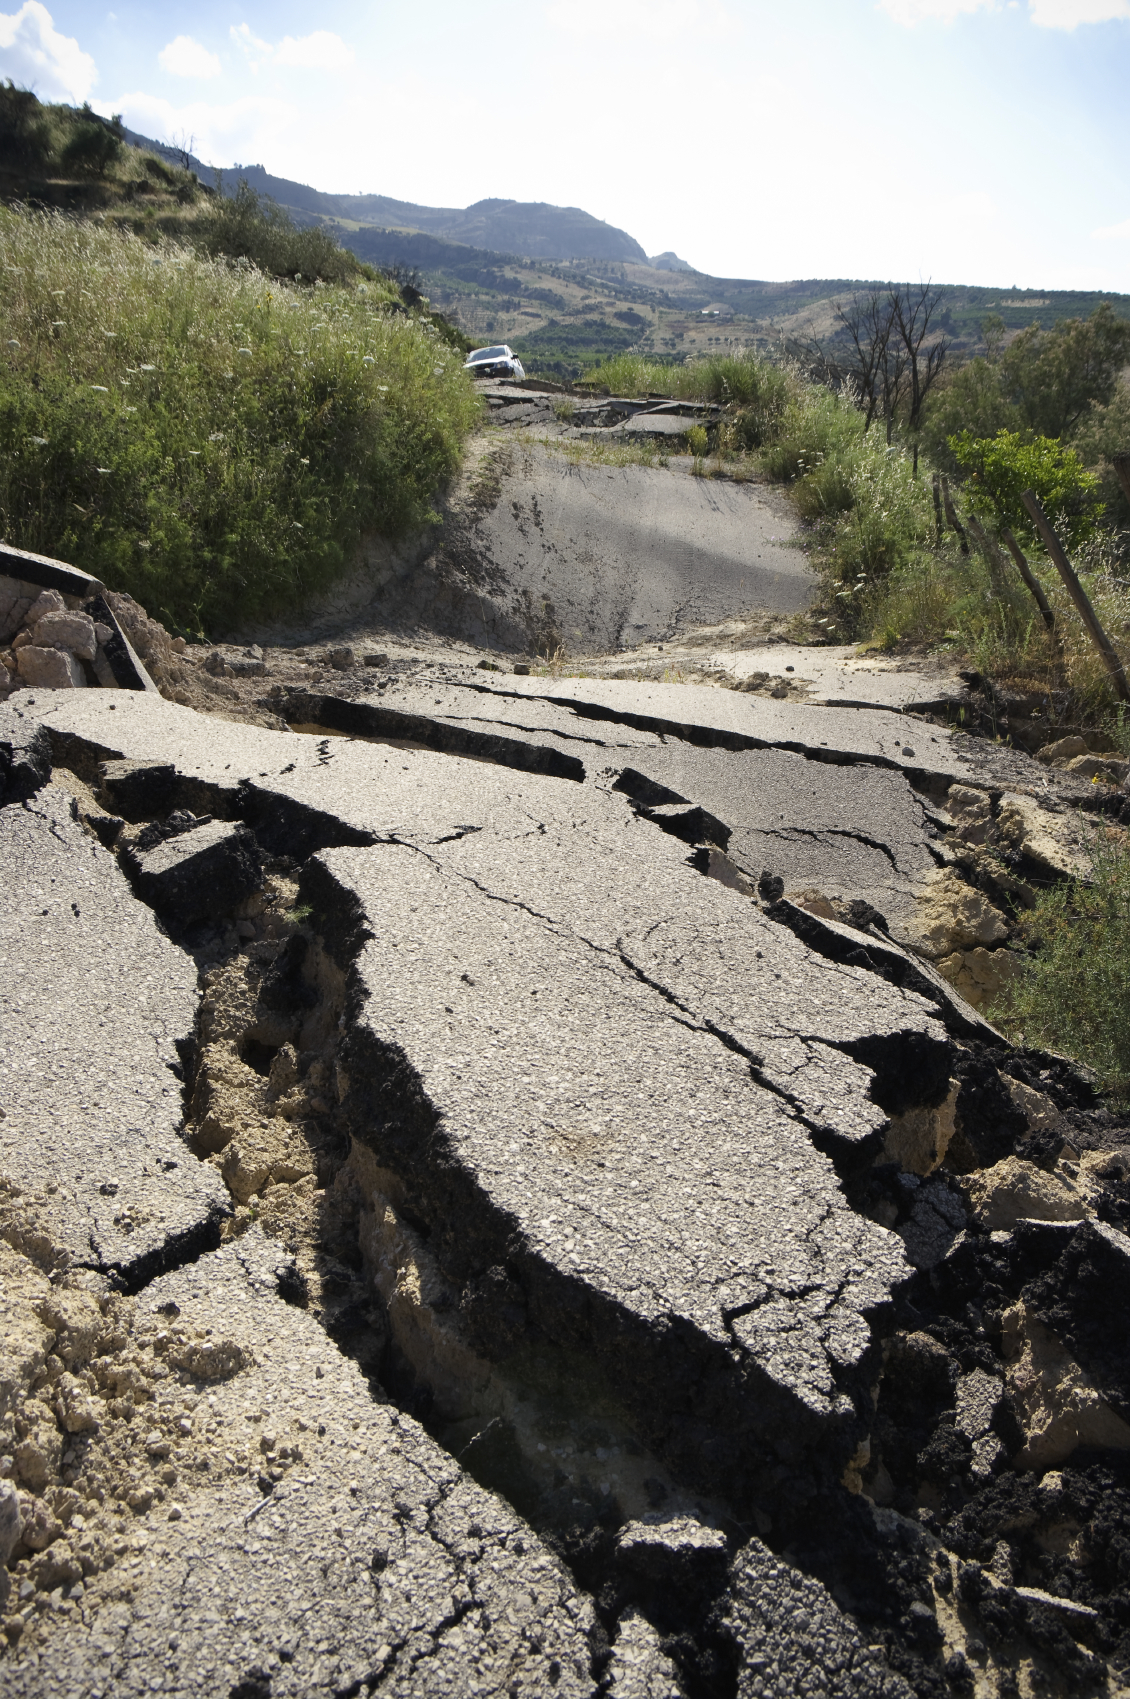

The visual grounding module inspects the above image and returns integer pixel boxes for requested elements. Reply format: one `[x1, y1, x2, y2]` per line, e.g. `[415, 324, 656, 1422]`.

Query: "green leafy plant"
[59, 105, 124, 177]
[199, 178, 366, 287]
[686, 423, 708, 473]
[949, 428, 1102, 544]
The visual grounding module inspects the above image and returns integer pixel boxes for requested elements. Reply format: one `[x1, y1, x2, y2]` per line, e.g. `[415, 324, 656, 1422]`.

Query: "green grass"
[987, 828, 1130, 1104]
[0, 205, 481, 635]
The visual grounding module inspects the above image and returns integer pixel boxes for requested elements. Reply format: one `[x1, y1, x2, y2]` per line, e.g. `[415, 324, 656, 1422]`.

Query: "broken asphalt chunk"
[121, 817, 263, 929]
[0, 785, 229, 1283]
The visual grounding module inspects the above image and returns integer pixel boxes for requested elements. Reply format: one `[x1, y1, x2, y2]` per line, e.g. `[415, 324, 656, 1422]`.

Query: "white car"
[463, 344, 525, 380]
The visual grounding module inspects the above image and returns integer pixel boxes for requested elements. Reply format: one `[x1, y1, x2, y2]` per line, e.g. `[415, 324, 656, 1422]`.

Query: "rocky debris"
[934, 944, 1019, 1010]
[962, 1155, 1092, 1232]
[1037, 734, 1129, 786]
[0, 784, 229, 1284]
[1001, 1303, 1130, 1471]
[996, 792, 1093, 880]
[206, 643, 268, 679]
[0, 559, 159, 702]
[0, 1226, 599, 1697]
[15, 644, 87, 690]
[904, 866, 1011, 960]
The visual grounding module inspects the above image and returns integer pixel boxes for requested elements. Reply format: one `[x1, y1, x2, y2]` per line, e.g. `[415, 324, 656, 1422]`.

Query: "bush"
[59, 106, 124, 177]
[920, 357, 1021, 470]
[0, 206, 481, 635]
[988, 828, 1130, 1104]
[999, 302, 1130, 441]
[949, 428, 1103, 546]
[0, 81, 52, 172]
[200, 179, 365, 286]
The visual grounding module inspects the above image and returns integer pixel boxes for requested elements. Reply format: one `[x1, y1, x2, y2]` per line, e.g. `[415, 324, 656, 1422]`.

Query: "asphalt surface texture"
[0, 781, 228, 1286]
[240, 434, 815, 659]
[7, 680, 1130, 1698]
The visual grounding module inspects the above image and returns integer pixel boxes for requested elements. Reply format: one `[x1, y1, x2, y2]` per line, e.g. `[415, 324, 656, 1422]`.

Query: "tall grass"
[0, 206, 480, 634]
[858, 529, 1130, 707]
[987, 827, 1130, 1104]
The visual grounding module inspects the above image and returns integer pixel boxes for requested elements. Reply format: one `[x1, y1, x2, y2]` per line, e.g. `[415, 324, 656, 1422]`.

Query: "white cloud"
[877, 0, 994, 21]
[230, 23, 354, 74]
[158, 36, 221, 79]
[274, 31, 354, 70]
[0, 1, 96, 100]
[109, 89, 295, 169]
[1028, 0, 1130, 24]
[545, 0, 735, 39]
[881, 0, 1129, 19]
[1093, 215, 1130, 238]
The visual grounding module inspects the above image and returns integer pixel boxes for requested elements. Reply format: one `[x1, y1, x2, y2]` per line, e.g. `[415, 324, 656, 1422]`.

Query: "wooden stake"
[941, 475, 969, 554]
[999, 526, 1057, 638]
[1021, 490, 1130, 703]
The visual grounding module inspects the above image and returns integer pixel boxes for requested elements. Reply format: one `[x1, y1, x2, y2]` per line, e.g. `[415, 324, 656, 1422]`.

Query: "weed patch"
[988, 828, 1130, 1104]
[0, 206, 480, 635]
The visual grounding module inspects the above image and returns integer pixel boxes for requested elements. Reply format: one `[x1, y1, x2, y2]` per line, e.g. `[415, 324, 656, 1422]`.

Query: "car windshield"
[468, 346, 509, 362]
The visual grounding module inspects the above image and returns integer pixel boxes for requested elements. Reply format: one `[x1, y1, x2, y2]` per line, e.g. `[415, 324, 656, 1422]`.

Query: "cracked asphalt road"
[27, 690, 951, 1489]
[6, 671, 1127, 1697]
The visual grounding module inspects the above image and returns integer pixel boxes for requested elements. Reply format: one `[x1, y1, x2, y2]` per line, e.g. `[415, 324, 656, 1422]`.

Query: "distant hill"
[121, 126, 1130, 378]
[123, 132, 646, 263]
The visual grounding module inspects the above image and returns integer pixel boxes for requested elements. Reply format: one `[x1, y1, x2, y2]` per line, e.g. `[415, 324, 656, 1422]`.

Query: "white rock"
[24, 588, 66, 626]
[32, 609, 97, 663]
[15, 645, 87, 689]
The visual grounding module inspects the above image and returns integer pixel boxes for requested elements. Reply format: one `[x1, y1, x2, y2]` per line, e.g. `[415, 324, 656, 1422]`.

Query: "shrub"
[949, 428, 1103, 545]
[59, 106, 124, 177]
[920, 357, 1021, 470]
[999, 302, 1130, 441]
[0, 80, 53, 171]
[988, 828, 1130, 1104]
[200, 179, 365, 287]
[0, 206, 480, 635]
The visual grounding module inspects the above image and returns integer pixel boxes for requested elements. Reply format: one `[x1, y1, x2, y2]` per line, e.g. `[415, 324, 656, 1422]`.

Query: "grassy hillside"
[0, 204, 479, 636]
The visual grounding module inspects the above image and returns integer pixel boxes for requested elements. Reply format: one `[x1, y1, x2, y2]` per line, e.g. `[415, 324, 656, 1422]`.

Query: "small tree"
[60, 105, 124, 177]
[949, 428, 1103, 546]
[999, 302, 1130, 440]
[0, 81, 52, 171]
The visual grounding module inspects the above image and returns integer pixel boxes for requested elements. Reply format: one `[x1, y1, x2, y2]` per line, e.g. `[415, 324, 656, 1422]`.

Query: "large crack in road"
[3, 681, 1130, 1699]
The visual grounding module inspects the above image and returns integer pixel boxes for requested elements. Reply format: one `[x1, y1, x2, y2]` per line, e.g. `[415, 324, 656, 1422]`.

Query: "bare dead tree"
[889, 282, 948, 475]
[166, 130, 196, 172]
[796, 283, 948, 458]
[828, 291, 898, 434]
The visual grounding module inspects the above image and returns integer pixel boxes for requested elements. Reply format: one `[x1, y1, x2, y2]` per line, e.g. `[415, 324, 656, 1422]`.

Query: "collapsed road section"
[3, 681, 1130, 1698]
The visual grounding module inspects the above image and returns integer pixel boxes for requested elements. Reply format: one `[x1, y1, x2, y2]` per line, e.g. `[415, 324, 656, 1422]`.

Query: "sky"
[2, 0, 1129, 291]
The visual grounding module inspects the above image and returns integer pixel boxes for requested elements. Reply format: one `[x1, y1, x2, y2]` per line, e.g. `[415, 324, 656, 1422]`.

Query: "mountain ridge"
[123, 130, 649, 263]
